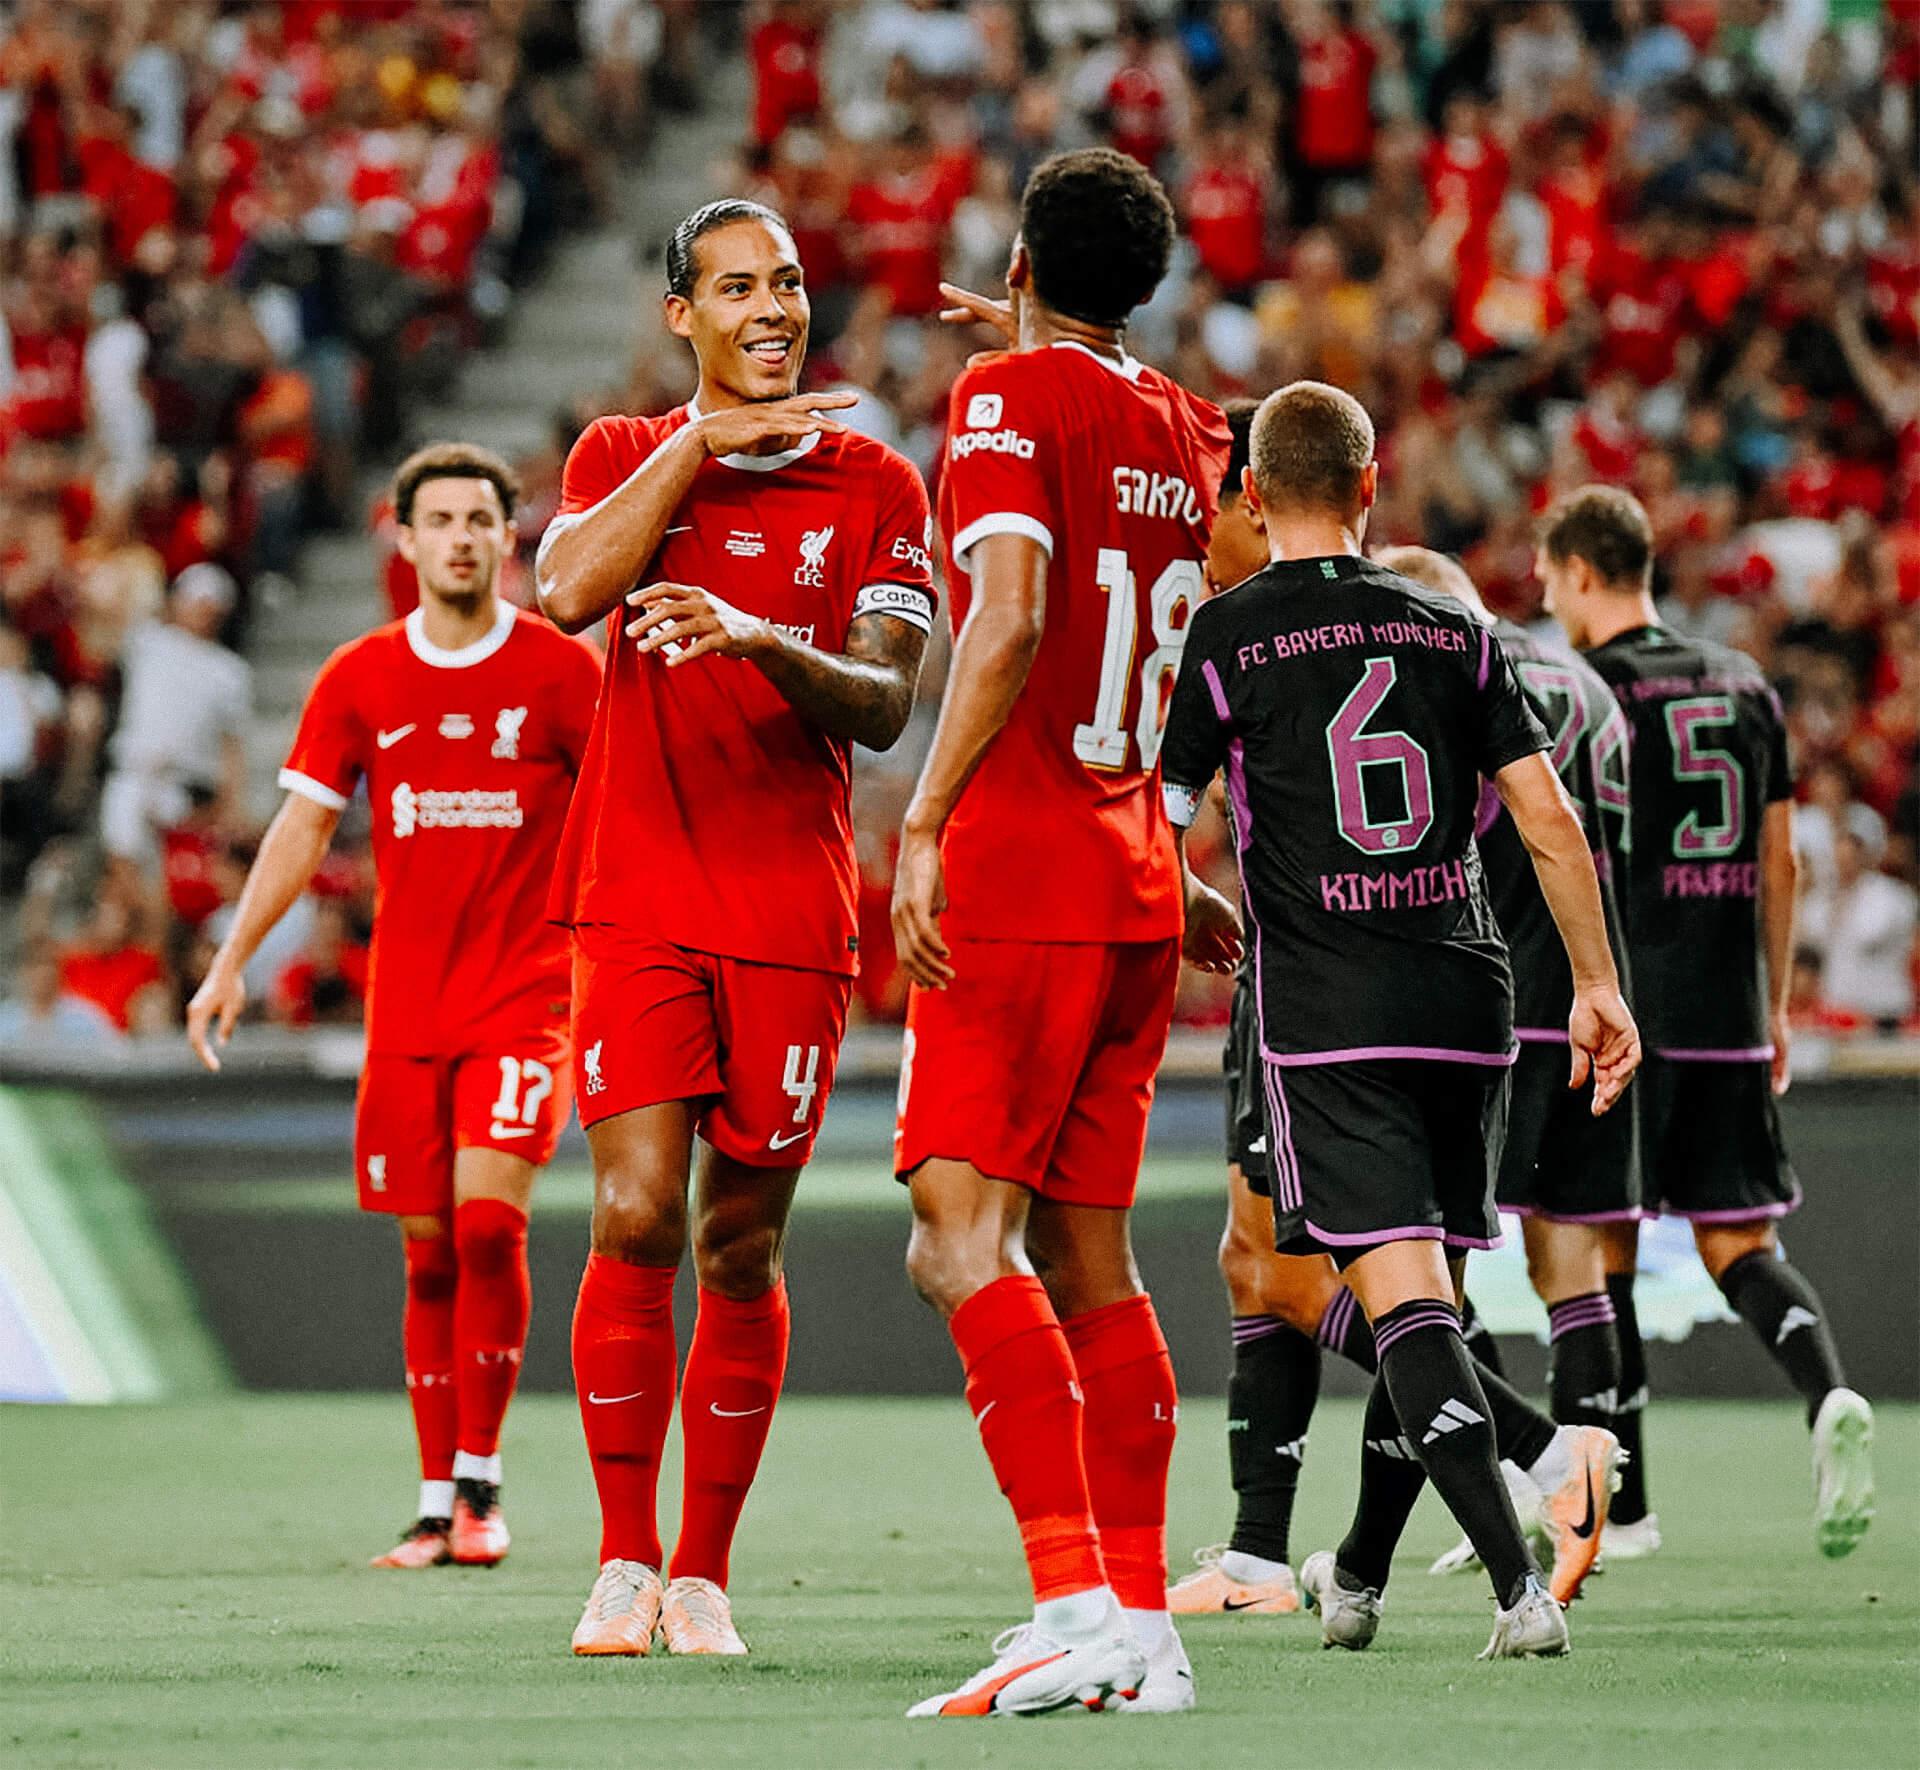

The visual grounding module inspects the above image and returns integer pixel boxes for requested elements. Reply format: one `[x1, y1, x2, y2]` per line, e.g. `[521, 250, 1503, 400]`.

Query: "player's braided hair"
[665, 198, 794, 298]
[1018, 148, 1175, 328]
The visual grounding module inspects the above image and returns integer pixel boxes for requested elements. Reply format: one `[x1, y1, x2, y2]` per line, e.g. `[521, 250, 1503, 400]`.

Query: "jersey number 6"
[1074, 548, 1202, 772]
[1327, 657, 1435, 856]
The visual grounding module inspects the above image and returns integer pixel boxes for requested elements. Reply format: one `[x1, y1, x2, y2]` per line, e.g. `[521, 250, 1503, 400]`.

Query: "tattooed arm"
[624, 585, 928, 751]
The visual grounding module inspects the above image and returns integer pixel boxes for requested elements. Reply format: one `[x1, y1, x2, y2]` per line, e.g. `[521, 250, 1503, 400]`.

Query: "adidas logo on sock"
[1421, 1398, 1486, 1445]
[1578, 1388, 1620, 1413]
[1366, 1434, 1417, 1461]
[1776, 1305, 1819, 1345]
[1277, 1436, 1307, 1462]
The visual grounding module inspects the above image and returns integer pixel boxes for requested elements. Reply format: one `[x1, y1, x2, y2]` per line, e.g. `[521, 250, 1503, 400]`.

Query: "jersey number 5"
[1327, 657, 1434, 855]
[1664, 695, 1745, 858]
[1073, 548, 1202, 772]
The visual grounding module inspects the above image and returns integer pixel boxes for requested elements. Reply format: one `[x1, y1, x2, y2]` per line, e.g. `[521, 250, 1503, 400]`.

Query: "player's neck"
[1582, 593, 1660, 649]
[1263, 517, 1364, 563]
[1019, 301, 1126, 362]
[418, 587, 500, 651]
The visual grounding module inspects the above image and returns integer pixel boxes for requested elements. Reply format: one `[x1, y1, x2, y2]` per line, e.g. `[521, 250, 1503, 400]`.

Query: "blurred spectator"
[99, 564, 250, 877]
[0, 940, 122, 1047]
[55, 880, 171, 1035]
[269, 897, 369, 1028]
[1799, 825, 1920, 1030]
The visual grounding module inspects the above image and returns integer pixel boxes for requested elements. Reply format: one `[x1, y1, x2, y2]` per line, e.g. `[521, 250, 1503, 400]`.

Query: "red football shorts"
[894, 937, 1180, 1208]
[569, 925, 854, 1168]
[354, 1020, 573, 1214]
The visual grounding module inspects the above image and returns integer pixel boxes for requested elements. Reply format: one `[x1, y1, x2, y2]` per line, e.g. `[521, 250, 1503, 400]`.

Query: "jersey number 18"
[1073, 548, 1202, 773]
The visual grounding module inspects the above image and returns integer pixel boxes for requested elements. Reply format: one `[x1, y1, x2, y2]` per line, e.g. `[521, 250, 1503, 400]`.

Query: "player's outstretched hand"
[692, 391, 855, 459]
[186, 964, 245, 1073]
[1182, 876, 1243, 975]
[626, 582, 769, 665]
[1769, 1008, 1792, 1097]
[891, 826, 953, 989]
[937, 282, 1016, 352]
[1568, 982, 1640, 1117]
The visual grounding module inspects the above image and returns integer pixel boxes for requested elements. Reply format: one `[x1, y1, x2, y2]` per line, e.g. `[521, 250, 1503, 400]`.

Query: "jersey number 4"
[1073, 548, 1202, 772]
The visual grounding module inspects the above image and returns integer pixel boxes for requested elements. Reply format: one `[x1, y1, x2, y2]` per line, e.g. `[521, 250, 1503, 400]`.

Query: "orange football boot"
[1167, 1544, 1301, 1615]
[371, 1518, 451, 1569]
[450, 1480, 510, 1566]
[1538, 1426, 1623, 1604]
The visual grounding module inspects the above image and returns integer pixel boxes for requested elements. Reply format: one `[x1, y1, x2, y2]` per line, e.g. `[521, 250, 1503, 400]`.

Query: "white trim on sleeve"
[949, 512, 1055, 573]
[279, 768, 350, 812]
[1162, 780, 1202, 829]
[850, 582, 935, 634]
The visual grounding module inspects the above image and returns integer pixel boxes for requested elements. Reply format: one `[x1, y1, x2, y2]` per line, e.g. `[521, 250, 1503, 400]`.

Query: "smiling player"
[189, 444, 601, 1570]
[535, 199, 935, 1659]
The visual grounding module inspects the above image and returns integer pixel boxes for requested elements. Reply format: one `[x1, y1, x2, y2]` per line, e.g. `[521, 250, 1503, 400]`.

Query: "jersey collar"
[1050, 339, 1144, 381]
[685, 395, 824, 472]
[405, 599, 515, 669]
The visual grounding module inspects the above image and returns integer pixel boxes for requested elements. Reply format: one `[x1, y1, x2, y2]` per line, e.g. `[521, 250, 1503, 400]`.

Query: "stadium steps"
[243, 58, 748, 813]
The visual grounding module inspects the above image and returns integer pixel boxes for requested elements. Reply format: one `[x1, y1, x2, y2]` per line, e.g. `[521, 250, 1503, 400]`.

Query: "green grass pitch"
[4, 1396, 1914, 1769]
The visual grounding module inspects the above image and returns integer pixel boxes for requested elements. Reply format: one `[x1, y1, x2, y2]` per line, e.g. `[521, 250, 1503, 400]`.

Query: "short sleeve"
[279, 646, 364, 811]
[1159, 604, 1233, 827]
[1474, 627, 1551, 778]
[851, 450, 938, 634]
[1761, 684, 1793, 803]
[536, 417, 652, 577]
[942, 356, 1058, 572]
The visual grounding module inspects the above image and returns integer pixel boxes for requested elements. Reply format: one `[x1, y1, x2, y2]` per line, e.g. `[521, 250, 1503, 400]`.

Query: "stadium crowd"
[0, 0, 669, 1043]
[6, 0, 1919, 1049]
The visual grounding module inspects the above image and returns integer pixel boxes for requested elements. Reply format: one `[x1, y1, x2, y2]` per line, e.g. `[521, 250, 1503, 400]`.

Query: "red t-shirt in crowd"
[749, 16, 823, 145]
[1184, 161, 1267, 291]
[845, 159, 966, 317]
[1102, 58, 1176, 168]
[6, 322, 88, 441]
[934, 343, 1231, 944]
[1295, 28, 1376, 170]
[280, 604, 600, 1054]
[60, 945, 166, 1030]
[543, 406, 937, 975]
[1425, 132, 1509, 234]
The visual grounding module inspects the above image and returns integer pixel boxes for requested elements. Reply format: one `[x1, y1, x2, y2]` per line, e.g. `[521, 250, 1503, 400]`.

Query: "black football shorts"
[1223, 976, 1271, 1193]
[1639, 1053, 1799, 1222]
[1263, 1056, 1509, 1262]
[1496, 1038, 1642, 1222]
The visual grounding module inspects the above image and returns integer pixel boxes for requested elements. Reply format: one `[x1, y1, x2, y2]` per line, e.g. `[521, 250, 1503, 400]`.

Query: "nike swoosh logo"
[709, 1403, 767, 1418]
[488, 1124, 536, 1139]
[1221, 1597, 1264, 1612]
[1570, 1471, 1599, 1540]
[586, 1389, 645, 1405]
[973, 1400, 996, 1426]
[665, 526, 693, 535]
[767, 1128, 809, 1151]
[376, 724, 415, 749]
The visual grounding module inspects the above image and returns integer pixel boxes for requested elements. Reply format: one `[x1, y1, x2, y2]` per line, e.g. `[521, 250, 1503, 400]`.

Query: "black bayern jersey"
[1162, 556, 1549, 1064]
[1583, 624, 1791, 1056]
[1478, 619, 1632, 1037]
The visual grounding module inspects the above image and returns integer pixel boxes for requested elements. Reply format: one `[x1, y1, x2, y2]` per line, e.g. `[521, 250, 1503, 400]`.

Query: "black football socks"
[1226, 1316, 1320, 1567]
[1719, 1249, 1849, 1426]
[1607, 1270, 1651, 1522]
[1546, 1291, 1624, 1433]
[1346, 1300, 1537, 1607]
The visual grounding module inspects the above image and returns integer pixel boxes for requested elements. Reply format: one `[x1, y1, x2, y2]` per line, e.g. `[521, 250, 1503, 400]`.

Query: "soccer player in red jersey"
[534, 199, 935, 1659]
[188, 444, 601, 1569]
[889, 149, 1240, 1718]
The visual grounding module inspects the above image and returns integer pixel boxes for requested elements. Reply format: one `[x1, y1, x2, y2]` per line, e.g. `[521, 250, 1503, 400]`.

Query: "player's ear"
[663, 292, 693, 341]
[1358, 460, 1379, 513]
[1241, 465, 1265, 527]
[395, 523, 418, 566]
[1006, 238, 1030, 294]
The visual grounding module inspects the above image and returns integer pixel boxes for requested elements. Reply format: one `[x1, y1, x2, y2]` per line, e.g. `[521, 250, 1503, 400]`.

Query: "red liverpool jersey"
[935, 343, 1231, 944]
[280, 603, 600, 1055]
[543, 407, 937, 975]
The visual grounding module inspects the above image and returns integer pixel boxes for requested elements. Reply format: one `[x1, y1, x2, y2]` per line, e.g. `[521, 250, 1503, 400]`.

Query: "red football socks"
[452, 1198, 531, 1461]
[949, 1274, 1107, 1605]
[1063, 1292, 1178, 1612]
[572, 1252, 678, 1567]
[669, 1282, 792, 1586]
[401, 1233, 458, 1490]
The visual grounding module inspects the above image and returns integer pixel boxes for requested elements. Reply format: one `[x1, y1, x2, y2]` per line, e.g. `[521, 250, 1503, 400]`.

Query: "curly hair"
[392, 441, 520, 526]
[1018, 148, 1175, 327]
